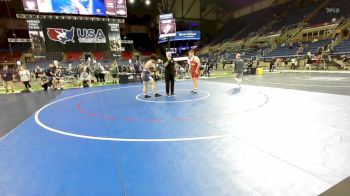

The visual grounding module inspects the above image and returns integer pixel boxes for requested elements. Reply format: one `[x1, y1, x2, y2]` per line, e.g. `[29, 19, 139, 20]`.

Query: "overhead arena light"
[145, 0, 151, 6]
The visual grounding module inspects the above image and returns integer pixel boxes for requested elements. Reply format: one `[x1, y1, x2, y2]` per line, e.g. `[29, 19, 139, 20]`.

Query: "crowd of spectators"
[0, 56, 207, 93]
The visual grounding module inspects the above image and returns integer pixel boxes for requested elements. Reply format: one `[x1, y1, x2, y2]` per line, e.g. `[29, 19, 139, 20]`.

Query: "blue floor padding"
[1, 81, 335, 195]
[1, 81, 262, 195]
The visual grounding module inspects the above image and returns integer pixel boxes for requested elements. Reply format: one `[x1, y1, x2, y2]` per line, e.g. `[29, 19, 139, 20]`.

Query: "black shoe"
[171, 93, 175, 96]
[144, 95, 151, 98]
[154, 93, 162, 97]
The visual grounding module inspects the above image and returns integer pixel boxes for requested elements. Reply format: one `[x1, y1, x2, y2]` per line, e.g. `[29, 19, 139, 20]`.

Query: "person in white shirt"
[98, 63, 106, 83]
[291, 57, 298, 70]
[80, 68, 90, 87]
[19, 66, 31, 90]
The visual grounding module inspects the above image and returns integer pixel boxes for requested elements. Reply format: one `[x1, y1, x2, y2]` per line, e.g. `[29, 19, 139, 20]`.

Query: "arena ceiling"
[204, 0, 264, 11]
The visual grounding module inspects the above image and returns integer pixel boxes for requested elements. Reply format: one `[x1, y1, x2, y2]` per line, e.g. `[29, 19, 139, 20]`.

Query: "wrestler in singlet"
[188, 50, 201, 93]
[190, 57, 200, 79]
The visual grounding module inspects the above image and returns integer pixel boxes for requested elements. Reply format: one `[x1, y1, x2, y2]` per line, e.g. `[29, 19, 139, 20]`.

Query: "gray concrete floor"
[211, 72, 350, 96]
[0, 91, 61, 138]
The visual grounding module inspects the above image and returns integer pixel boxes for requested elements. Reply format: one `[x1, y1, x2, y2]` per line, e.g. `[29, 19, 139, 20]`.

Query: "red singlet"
[190, 58, 199, 78]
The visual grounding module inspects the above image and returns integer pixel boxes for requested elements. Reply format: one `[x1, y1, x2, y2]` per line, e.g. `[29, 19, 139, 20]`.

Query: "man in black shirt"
[233, 53, 245, 88]
[164, 52, 176, 96]
[46, 64, 56, 89]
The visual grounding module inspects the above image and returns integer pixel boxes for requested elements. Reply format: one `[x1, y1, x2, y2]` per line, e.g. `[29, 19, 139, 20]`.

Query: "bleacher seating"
[263, 44, 298, 58]
[0, 43, 31, 53]
[262, 39, 333, 58]
[122, 51, 133, 60]
[215, 0, 321, 44]
[66, 52, 83, 61]
[303, 38, 332, 54]
[215, 4, 283, 43]
[333, 39, 350, 54]
[242, 50, 259, 59]
[268, 0, 318, 33]
[93, 52, 105, 60]
[0, 52, 22, 63]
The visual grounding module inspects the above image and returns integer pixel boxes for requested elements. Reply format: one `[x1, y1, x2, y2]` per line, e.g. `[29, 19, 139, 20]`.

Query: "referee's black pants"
[165, 72, 175, 95]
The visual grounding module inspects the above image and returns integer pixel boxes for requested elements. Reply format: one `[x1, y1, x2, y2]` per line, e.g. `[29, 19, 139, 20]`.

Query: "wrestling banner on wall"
[108, 22, 123, 51]
[41, 19, 109, 52]
[26, 19, 46, 57]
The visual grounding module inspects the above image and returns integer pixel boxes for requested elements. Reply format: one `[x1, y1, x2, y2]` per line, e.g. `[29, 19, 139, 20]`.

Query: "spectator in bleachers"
[19, 66, 31, 91]
[288, 43, 293, 49]
[1, 65, 15, 93]
[298, 44, 304, 54]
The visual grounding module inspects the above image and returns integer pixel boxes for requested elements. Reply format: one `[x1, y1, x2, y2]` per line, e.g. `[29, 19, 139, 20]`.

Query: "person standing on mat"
[19, 66, 32, 91]
[164, 52, 176, 96]
[141, 54, 162, 98]
[188, 50, 201, 93]
[232, 53, 245, 88]
[1, 65, 15, 93]
[269, 58, 275, 72]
